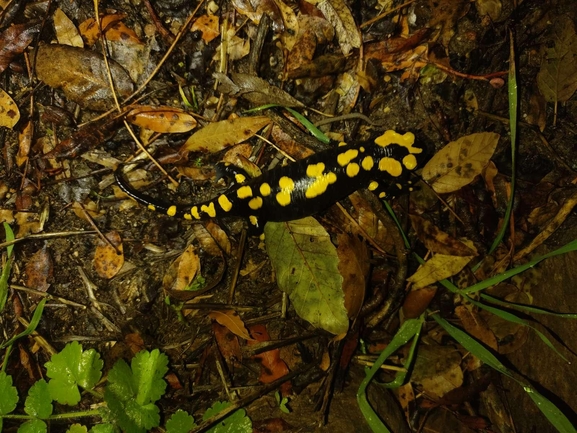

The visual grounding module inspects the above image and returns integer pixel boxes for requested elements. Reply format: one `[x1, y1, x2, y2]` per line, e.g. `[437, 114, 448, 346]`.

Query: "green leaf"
[45, 342, 103, 405]
[0, 222, 14, 311]
[0, 371, 18, 415]
[18, 419, 47, 433]
[265, 218, 348, 334]
[131, 349, 168, 405]
[202, 401, 252, 433]
[24, 379, 53, 419]
[165, 409, 196, 433]
[524, 387, 577, 433]
[1, 298, 48, 349]
[66, 424, 89, 433]
[89, 424, 116, 433]
[104, 350, 168, 433]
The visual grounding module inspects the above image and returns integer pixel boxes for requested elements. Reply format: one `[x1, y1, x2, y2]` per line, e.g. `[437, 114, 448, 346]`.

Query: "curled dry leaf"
[314, 0, 360, 56]
[422, 132, 500, 194]
[93, 231, 124, 279]
[126, 106, 197, 133]
[35, 44, 133, 111]
[162, 245, 200, 292]
[0, 87, 20, 129]
[16, 120, 33, 166]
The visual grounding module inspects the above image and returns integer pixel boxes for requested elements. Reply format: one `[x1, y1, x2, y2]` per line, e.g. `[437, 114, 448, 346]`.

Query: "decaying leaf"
[314, 0, 361, 56]
[16, 120, 33, 166]
[412, 344, 464, 398]
[402, 286, 437, 318]
[191, 15, 220, 43]
[79, 14, 127, 46]
[53, 8, 83, 47]
[181, 116, 271, 154]
[25, 246, 53, 293]
[0, 87, 20, 128]
[455, 305, 498, 350]
[475, 0, 502, 21]
[407, 240, 477, 290]
[35, 44, 133, 111]
[336, 233, 368, 320]
[537, 17, 577, 105]
[208, 310, 254, 341]
[162, 245, 201, 292]
[213, 322, 243, 366]
[93, 231, 124, 279]
[249, 324, 291, 395]
[422, 132, 500, 194]
[126, 106, 197, 133]
[410, 214, 477, 256]
[216, 72, 304, 107]
[0, 22, 40, 74]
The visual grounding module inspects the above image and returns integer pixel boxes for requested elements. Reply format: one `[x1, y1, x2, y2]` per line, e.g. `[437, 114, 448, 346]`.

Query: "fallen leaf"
[35, 44, 133, 111]
[16, 120, 33, 166]
[191, 15, 220, 43]
[455, 305, 498, 350]
[422, 132, 500, 194]
[126, 106, 197, 133]
[163, 245, 201, 292]
[0, 87, 20, 128]
[410, 214, 477, 256]
[209, 310, 254, 341]
[53, 8, 83, 47]
[315, 0, 361, 56]
[25, 246, 53, 293]
[93, 231, 124, 279]
[336, 232, 368, 319]
[213, 322, 243, 366]
[249, 324, 291, 394]
[0, 23, 40, 74]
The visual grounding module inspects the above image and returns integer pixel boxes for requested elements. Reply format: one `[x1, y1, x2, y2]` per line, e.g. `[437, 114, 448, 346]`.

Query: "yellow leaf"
[422, 132, 500, 194]
[0, 87, 20, 129]
[54, 8, 84, 47]
[126, 106, 197, 133]
[93, 231, 124, 279]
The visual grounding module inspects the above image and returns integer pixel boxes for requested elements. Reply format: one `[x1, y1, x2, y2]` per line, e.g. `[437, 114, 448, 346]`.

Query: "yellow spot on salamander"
[218, 194, 233, 212]
[236, 185, 253, 199]
[235, 173, 246, 183]
[148, 204, 156, 211]
[166, 205, 177, 217]
[201, 202, 216, 218]
[249, 197, 263, 210]
[337, 149, 359, 167]
[378, 157, 403, 177]
[403, 154, 418, 170]
[260, 183, 271, 196]
[306, 162, 325, 178]
[276, 176, 295, 206]
[191, 206, 201, 219]
[305, 172, 337, 198]
[184, 214, 192, 220]
[360, 146, 365, 152]
[361, 156, 374, 171]
[379, 192, 387, 198]
[368, 181, 379, 191]
[338, 141, 347, 147]
[346, 163, 360, 177]
[249, 215, 258, 226]
[278, 176, 294, 191]
[374, 130, 422, 155]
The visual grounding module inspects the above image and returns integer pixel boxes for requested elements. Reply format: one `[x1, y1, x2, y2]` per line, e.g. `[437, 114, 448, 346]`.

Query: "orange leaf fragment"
[249, 324, 292, 395]
[191, 15, 220, 43]
[93, 230, 124, 279]
[126, 105, 197, 133]
[208, 309, 254, 341]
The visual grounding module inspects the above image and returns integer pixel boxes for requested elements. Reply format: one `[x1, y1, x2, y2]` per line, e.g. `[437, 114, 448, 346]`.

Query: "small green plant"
[275, 391, 291, 414]
[0, 342, 252, 433]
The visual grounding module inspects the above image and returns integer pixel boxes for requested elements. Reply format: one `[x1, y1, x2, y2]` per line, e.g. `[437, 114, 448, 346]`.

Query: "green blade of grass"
[357, 316, 423, 432]
[0, 223, 15, 311]
[432, 313, 577, 433]
[0, 298, 48, 349]
[480, 293, 577, 318]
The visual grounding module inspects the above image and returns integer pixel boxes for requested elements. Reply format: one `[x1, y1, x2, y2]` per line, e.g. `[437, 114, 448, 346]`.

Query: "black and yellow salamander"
[115, 130, 424, 235]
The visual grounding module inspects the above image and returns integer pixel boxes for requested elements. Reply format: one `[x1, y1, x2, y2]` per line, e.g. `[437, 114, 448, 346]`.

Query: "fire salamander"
[115, 130, 424, 235]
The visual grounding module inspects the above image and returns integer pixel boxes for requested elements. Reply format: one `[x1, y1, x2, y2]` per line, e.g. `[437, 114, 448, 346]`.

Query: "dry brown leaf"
[410, 214, 477, 256]
[455, 305, 498, 350]
[274, 0, 298, 51]
[79, 14, 127, 46]
[209, 309, 254, 341]
[422, 132, 500, 194]
[475, 0, 502, 21]
[53, 8, 83, 47]
[191, 15, 220, 43]
[0, 23, 41, 74]
[126, 106, 197, 133]
[402, 286, 437, 318]
[314, 0, 360, 56]
[181, 116, 271, 154]
[25, 246, 53, 293]
[163, 245, 201, 292]
[412, 345, 463, 398]
[16, 120, 33, 167]
[93, 231, 124, 279]
[35, 44, 133, 111]
[213, 322, 243, 365]
[336, 232, 368, 319]
[537, 17, 577, 104]
[204, 221, 232, 255]
[216, 72, 304, 107]
[407, 240, 477, 290]
[0, 87, 19, 128]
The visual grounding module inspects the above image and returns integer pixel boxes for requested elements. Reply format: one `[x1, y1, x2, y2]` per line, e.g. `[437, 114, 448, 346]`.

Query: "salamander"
[115, 130, 424, 235]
